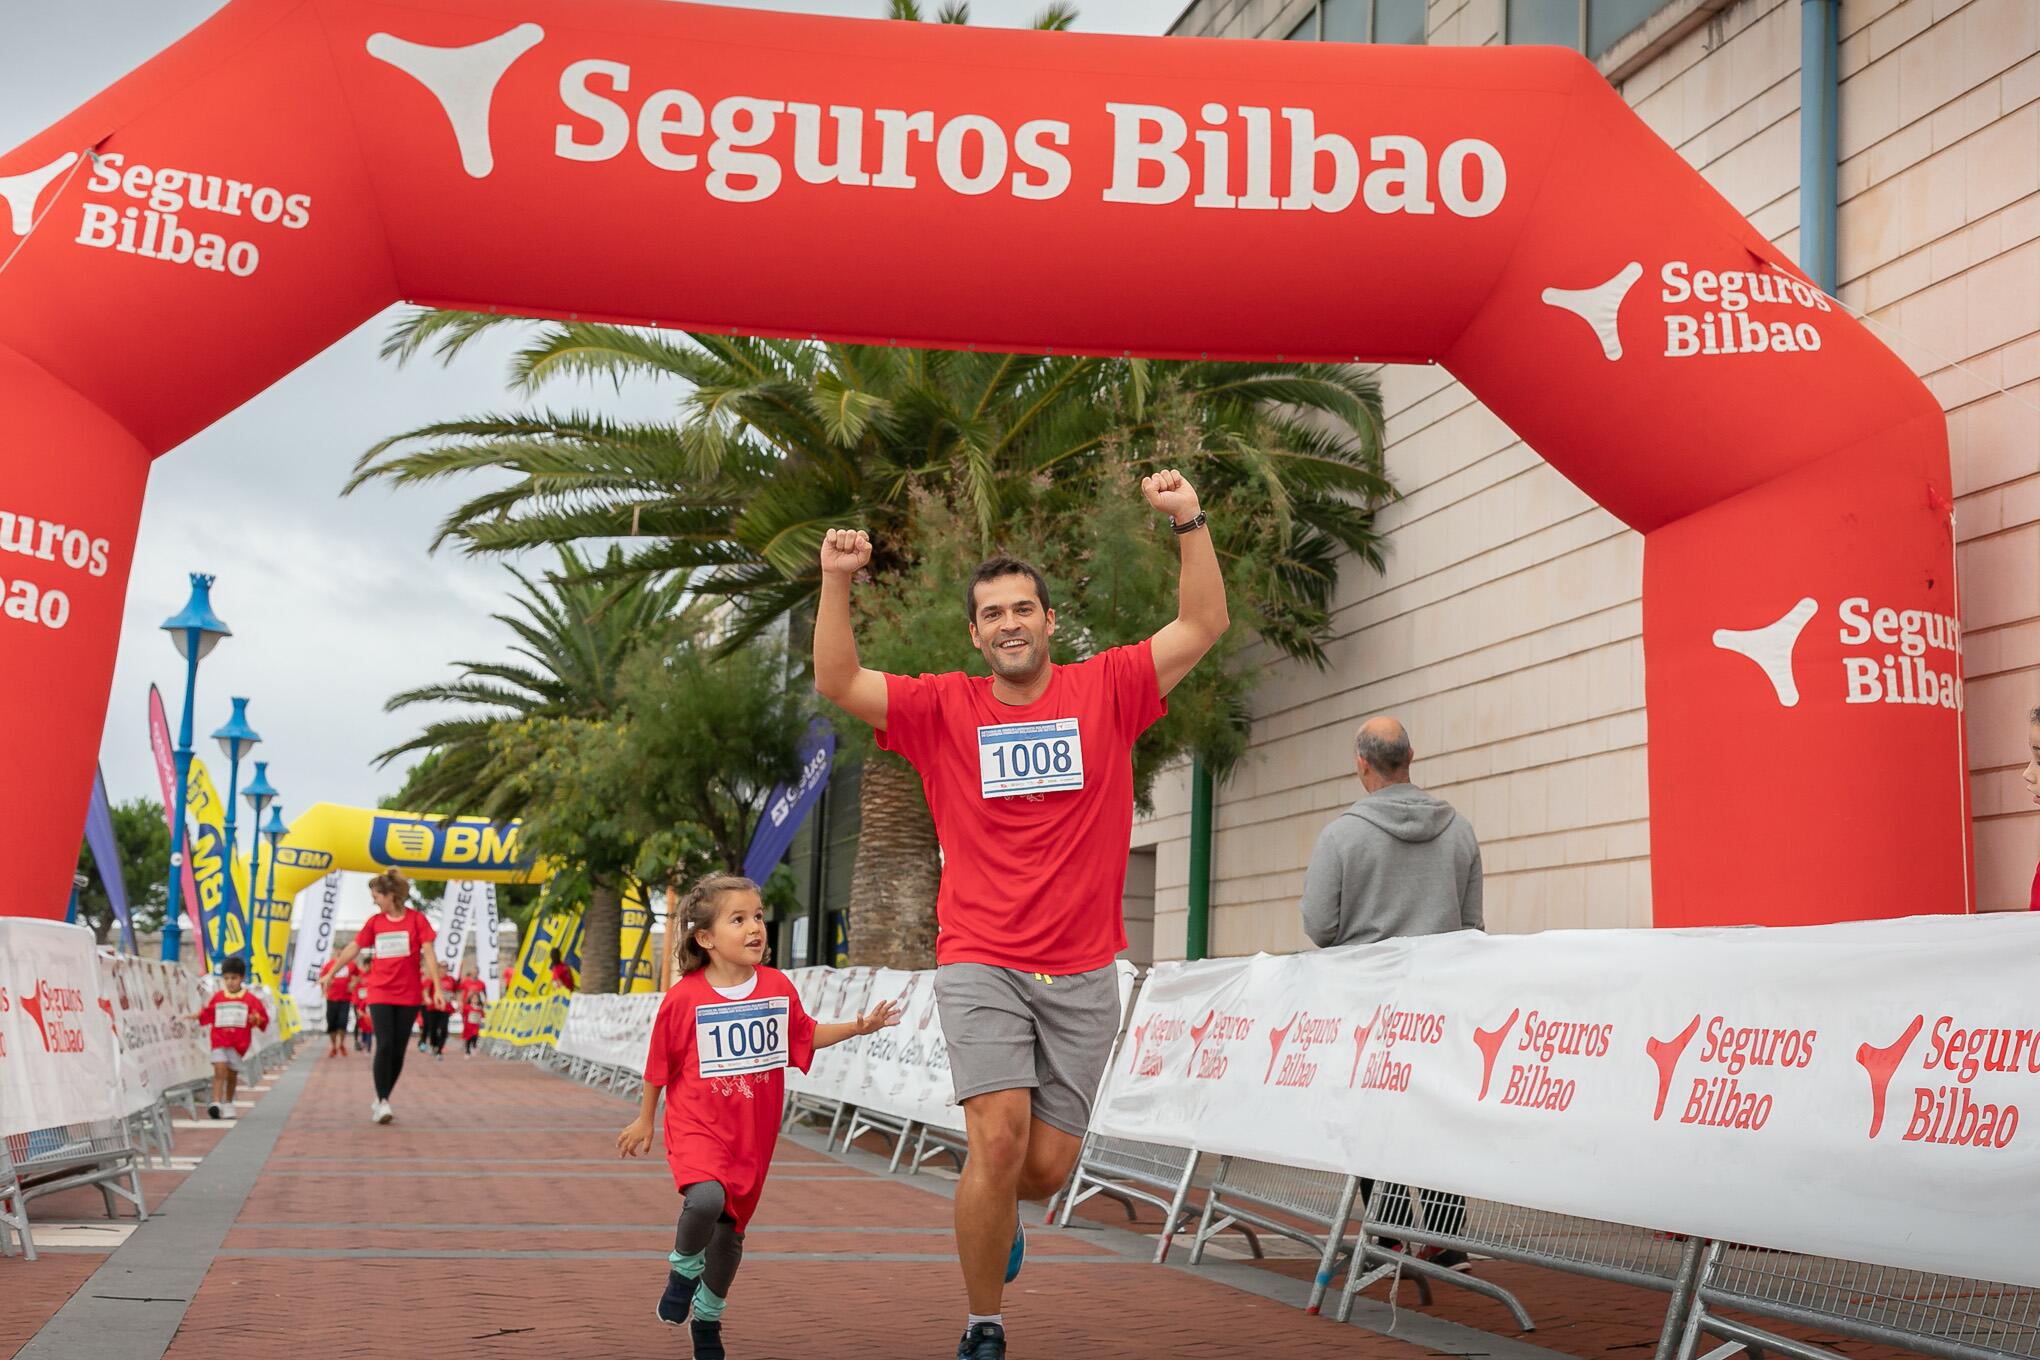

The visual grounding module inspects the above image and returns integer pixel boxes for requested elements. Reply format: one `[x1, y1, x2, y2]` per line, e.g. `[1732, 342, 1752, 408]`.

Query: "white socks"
[968, 1314, 1004, 1329]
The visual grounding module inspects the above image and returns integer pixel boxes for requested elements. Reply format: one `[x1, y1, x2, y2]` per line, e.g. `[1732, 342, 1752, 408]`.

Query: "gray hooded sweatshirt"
[1299, 782, 1483, 948]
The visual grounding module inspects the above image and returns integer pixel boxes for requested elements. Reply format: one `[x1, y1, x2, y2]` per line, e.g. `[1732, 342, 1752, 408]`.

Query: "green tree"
[354, 323, 1388, 966]
[479, 621, 808, 990]
[74, 797, 171, 947]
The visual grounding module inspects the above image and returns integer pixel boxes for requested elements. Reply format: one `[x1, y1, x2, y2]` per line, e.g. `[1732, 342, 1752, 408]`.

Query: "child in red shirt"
[617, 874, 900, 1360]
[323, 958, 359, 1058]
[461, 990, 485, 1057]
[194, 956, 270, 1120]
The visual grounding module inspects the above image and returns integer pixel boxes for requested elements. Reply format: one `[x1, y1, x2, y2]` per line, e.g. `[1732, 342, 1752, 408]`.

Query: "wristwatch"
[1170, 512, 1208, 535]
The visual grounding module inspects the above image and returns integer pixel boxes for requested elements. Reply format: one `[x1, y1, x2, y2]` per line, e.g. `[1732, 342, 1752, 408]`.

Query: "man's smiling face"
[968, 572, 1055, 684]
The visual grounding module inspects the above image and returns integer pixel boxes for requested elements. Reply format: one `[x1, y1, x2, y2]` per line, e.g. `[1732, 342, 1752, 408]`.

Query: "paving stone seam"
[17, 1048, 317, 1360]
[783, 1125, 1581, 1360]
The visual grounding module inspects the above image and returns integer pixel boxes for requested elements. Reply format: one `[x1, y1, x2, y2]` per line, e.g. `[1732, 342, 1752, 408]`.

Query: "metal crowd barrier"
[1055, 1133, 1208, 1264]
[0, 1119, 149, 1261]
[1670, 1241, 2040, 1360]
[494, 1002, 2040, 1360]
[1189, 1157, 1353, 1313]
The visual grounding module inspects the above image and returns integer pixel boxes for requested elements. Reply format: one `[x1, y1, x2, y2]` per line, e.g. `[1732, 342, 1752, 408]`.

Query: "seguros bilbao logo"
[368, 815, 528, 871]
[1712, 596, 1962, 712]
[1858, 1014, 2031, 1150]
[1544, 259, 1832, 362]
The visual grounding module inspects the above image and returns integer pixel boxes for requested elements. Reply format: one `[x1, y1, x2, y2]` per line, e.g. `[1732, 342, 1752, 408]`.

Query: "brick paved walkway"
[3, 1047, 1922, 1359]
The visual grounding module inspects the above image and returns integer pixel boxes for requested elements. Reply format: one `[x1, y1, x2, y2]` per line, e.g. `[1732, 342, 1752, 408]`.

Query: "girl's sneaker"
[956, 1321, 1005, 1360]
[656, 1271, 697, 1326]
[689, 1319, 725, 1360]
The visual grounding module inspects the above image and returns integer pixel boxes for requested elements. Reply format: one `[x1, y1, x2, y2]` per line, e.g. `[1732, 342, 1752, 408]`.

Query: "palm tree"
[353, 316, 1389, 967]
[375, 544, 686, 988]
[377, 542, 686, 812]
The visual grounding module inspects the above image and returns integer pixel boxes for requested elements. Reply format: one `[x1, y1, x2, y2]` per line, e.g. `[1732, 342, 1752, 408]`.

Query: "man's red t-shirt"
[643, 967, 817, 1232]
[199, 987, 270, 1055]
[876, 640, 1166, 974]
[353, 909, 438, 1006]
[322, 962, 358, 1002]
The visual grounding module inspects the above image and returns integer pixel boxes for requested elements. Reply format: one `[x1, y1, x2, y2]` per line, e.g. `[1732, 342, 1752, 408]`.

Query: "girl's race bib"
[374, 931, 413, 960]
[694, 995, 790, 1078]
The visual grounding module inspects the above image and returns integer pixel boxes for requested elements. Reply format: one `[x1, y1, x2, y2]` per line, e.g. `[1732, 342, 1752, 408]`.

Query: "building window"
[1283, 0, 1426, 43]
[1506, 0, 1667, 58]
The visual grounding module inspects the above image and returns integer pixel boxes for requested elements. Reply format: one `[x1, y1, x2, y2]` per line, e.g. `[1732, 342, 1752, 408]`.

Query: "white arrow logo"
[1541, 261, 1643, 361]
[365, 23, 545, 179]
[1713, 597, 1819, 707]
[0, 152, 79, 236]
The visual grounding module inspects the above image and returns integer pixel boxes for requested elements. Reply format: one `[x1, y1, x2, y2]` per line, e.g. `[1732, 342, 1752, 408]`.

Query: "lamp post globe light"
[159, 573, 230, 965]
[261, 803, 287, 928]
[210, 697, 260, 921]
[242, 761, 278, 964]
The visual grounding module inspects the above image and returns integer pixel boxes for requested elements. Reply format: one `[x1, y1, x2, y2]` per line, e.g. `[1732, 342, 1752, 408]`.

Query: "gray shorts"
[934, 963, 1118, 1138]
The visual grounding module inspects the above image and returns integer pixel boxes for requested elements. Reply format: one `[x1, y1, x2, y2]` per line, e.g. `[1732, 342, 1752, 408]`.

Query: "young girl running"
[618, 873, 901, 1359]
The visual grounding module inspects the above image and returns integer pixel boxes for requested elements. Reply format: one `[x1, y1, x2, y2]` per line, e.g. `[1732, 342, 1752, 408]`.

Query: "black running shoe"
[956, 1322, 1005, 1360]
[656, 1271, 697, 1326]
[690, 1319, 726, 1360]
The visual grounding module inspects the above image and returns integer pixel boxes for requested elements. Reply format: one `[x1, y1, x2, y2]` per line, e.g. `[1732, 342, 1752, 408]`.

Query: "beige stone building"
[1126, 0, 2040, 963]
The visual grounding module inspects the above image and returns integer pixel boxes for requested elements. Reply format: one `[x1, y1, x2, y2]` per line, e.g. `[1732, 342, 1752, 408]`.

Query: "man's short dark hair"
[965, 555, 1051, 621]
[222, 955, 247, 978]
[1356, 724, 1412, 777]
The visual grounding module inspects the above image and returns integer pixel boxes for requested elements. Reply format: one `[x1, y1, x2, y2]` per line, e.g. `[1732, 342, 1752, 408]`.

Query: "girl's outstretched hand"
[857, 999, 906, 1036]
[617, 1117, 655, 1159]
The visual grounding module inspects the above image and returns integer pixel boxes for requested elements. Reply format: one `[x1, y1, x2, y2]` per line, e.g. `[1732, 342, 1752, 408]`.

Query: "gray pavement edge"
[18, 1047, 315, 1360]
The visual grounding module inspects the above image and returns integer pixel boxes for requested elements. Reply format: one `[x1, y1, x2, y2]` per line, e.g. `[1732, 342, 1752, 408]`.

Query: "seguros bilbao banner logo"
[1857, 1013, 2031, 1150]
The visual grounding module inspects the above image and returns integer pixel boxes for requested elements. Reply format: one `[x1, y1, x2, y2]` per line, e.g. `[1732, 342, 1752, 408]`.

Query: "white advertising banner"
[289, 872, 344, 1022]
[557, 992, 662, 1070]
[0, 920, 120, 1136]
[476, 885, 502, 1001]
[787, 966, 874, 1104]
[1093, 916, 2040, 1290]
[435, 880, 481, 977]
[97, 952, 211, 1115]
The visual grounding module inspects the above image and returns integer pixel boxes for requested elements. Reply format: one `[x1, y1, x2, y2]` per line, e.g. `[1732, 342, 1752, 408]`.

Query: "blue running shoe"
[656, 1271, 697, 1326]
[1005, 1219, 1025, 1283]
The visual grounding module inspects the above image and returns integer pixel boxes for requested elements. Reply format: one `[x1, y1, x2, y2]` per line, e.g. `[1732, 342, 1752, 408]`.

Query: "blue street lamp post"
[212, 698, 261, 964]
[159, 574, 232, 965]
[243, 763, 278, 954]
[261, 804, 287, 925]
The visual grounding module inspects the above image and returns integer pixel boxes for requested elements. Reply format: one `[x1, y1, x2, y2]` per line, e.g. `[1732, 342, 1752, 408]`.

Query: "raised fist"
[1140, 469, 1202, 522]
[820, 528, 873, 577]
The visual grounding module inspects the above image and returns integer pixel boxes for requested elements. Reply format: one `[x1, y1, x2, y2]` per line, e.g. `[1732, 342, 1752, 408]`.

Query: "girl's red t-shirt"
[353, 909, 437, 1006]
[643, 967, 817, 1232]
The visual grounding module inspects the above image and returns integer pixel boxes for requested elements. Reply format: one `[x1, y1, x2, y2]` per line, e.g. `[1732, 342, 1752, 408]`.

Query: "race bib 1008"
[977, 717, 1084, 798]
[695, 995, 791, 1079]
[374, 931, 413, 960]
[214, 1001, 249, 1028]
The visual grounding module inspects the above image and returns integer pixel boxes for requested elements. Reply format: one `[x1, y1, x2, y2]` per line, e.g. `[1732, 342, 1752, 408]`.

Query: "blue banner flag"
[82, 765, 136, 953]
[741, 718, 835, 885]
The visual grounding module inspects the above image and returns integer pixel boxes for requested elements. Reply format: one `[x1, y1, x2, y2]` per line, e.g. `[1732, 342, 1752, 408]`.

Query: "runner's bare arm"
[320, 939, 362, 978]
[814, 998, 906, 1051]
[1142, 470, 1229, 697]
[617, 1081, 659, 1157]
[813, 528, 890, 728]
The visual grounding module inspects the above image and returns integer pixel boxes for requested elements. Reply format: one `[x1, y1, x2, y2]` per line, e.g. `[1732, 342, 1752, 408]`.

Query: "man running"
[813, 470, 1227, 1360]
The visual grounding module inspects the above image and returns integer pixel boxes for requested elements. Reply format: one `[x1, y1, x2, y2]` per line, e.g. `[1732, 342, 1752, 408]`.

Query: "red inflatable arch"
[0, 0, 1969, 928]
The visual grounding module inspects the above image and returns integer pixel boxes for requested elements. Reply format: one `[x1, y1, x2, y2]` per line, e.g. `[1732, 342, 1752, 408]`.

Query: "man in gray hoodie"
[1300, 716, 1483, 948]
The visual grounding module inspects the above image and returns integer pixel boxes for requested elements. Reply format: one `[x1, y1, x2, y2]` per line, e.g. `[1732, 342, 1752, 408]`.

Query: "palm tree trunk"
[582, 875, 623, 994]
[846, 752, 941, 968]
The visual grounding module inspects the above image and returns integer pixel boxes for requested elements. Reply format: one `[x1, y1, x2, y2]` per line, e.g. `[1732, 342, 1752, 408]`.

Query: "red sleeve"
[1107, 640, 1167, 741]
[874, 672, 942, 765]
[644, 986, 690, 1086]
[356, 917, 380, 951]
[415, 912, 437, 946]
[249, 994, 270, 1029]
[199, 993, 217, 1024]
[787, 981, 818, 1074]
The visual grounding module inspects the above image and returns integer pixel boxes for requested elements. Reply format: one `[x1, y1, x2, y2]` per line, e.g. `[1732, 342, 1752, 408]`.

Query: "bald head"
[1354, 717, 1413, 790]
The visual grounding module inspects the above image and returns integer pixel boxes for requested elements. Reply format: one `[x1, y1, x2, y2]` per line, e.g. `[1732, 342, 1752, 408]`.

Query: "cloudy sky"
[3, 0, 1186, 823]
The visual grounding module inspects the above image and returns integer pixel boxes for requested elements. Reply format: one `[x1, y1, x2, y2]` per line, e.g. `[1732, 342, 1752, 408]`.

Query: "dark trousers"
[422, 1009, 450, 1053]
[1360, 1179, 1468, 1240]
[675, 1180, 745, 1300]
[369, 1004, 419, 1100]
